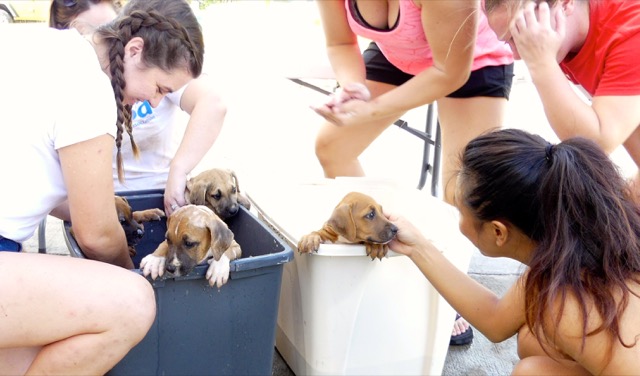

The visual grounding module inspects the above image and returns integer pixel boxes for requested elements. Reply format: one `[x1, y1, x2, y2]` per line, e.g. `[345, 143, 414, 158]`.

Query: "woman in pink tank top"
[313, 0, 513, 203]
[312, 0, 514, 347]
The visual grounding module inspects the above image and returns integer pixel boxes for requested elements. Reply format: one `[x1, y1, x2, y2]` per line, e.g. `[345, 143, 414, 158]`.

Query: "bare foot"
[452, 315, 470, 336]
[450, 313, 474, 346]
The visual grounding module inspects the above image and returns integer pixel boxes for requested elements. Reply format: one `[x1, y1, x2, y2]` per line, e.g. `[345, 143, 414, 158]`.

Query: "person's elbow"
[595, 129, 628, 155]
[194, 90, 227, 123]
[599, 139, 620, 155]
[476, 322, 520, 343]
[210, 95, 227, 122]
[436, 63, 472, 95]
[483, 331, 514, 343]
[74, 226, 126, 264]
[449, 71, 471, 93]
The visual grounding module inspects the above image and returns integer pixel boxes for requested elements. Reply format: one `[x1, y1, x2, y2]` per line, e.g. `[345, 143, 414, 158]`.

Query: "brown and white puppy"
[185, 168, 251, 220]
[139, 204, 242, 288]
[297, 191, 398, 260]
[115, 195, 165, 257]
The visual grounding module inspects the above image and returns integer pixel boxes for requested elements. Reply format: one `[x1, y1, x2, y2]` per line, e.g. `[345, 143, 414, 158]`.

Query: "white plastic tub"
[248, 177, 476, 375]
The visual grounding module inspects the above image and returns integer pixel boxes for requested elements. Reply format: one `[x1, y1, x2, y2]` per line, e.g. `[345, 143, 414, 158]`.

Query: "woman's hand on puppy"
[384, 211, 432, 258]
[164, 171, 188, 215]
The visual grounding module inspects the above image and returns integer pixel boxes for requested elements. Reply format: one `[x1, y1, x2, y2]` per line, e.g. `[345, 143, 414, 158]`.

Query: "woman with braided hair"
[50, 0, 227, 217]
[0, 0, 203, 373]
[388, 128, 640, 374]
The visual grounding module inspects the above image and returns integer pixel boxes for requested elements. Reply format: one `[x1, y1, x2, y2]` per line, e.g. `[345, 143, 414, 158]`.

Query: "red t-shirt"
[561, 0, 640, 96]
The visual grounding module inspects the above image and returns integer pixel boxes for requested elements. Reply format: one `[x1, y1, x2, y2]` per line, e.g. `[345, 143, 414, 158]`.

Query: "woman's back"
[0, 27, 115, 241]
[549, 277, 640, 373]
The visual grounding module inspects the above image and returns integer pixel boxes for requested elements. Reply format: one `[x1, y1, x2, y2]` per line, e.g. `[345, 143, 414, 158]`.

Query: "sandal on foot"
[449, 314, 473, 346]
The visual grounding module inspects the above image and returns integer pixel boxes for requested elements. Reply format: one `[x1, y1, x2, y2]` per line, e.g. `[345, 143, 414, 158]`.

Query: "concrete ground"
[20, 1, 639, 375]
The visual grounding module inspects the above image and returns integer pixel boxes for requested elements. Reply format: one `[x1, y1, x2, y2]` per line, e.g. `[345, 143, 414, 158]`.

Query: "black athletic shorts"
[362, 42, 514, 99]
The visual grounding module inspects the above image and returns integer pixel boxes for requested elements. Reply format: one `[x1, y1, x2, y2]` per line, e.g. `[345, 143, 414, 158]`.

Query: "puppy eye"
[365, 210, 376, 220]
[184, 240, 199, 248]
[119, 216, 126, 223]
[212, 190, 222, 201]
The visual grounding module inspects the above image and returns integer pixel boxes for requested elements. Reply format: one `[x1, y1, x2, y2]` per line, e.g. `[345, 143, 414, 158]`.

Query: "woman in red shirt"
[484, 0, 640, 200]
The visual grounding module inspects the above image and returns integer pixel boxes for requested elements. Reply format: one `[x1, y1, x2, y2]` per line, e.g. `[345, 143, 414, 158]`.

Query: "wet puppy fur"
[141, 205, 241, 288]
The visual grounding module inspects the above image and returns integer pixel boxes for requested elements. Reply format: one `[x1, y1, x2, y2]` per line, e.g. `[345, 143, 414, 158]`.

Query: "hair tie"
[545, 143, 554, 163]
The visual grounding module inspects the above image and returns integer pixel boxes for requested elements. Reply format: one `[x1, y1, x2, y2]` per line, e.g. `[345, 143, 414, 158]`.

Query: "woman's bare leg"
[0, 347, 41, 375]
[513, 325, 589, 375]
[436, 96, 508, 204]
[512, 356, 590, 375]
[0, 252, 156, 375]
[315, 80, 403, 178]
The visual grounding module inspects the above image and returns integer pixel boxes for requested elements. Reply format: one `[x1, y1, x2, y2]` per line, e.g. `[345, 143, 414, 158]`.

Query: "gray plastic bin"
[62, 189, 294, 375]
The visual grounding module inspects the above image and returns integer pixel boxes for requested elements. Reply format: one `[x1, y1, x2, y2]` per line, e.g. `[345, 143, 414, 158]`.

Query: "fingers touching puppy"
[297, 192, 398, 260]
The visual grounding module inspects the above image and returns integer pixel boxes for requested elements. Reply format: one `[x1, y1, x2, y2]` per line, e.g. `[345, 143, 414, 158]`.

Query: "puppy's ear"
[230, 169, 242, 193]
[208, 217, 234, 261]
[327, 203, 357, 242]
[230, 169, 251, 210]
[237, 194, 251, 210]
[186, 179, 210, 206]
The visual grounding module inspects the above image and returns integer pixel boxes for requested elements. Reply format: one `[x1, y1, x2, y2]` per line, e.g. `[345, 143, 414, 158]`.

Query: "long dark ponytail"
[459, 128, 640, 355]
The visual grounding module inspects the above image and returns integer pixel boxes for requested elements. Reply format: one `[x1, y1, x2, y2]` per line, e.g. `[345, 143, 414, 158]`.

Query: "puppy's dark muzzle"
[219, 205, 239, 220]
[368, 223, 398, 244]
[165, 256, 198, 277]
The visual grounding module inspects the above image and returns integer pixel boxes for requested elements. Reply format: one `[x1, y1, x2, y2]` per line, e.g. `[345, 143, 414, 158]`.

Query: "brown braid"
[102, 26, 130, 183]
[95, 0, 204, 183]
[123, 103, 135, 157]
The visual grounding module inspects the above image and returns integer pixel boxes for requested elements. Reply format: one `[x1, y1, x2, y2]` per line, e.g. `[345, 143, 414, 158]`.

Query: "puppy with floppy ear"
[115, 195, 165, 257]
[185, 168, 251, 220]
[71, 196, 164, 258]
[140, 204, 242, 288]
[297, 191, 398, 260]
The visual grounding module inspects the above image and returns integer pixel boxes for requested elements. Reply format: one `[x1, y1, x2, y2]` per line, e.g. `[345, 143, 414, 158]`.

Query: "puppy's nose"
[166, 264, 176, 274]
[390, 224, 398, 236]
[136, 228, 144, 239]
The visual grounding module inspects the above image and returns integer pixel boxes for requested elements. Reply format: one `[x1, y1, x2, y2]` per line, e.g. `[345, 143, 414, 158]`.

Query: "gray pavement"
[20, 2, 639, 375]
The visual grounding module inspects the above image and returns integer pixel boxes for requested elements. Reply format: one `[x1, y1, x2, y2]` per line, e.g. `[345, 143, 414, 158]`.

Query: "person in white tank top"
[0, 0, 205, 373]
[50, 0, 227, 216]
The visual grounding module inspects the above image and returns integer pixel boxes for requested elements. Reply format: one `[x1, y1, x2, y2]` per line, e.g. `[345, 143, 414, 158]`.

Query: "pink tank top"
[346, 0, 513, 75]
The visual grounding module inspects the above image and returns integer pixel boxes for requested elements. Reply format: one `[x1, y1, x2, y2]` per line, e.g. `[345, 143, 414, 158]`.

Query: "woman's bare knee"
[0, 347, 40, 375]
[26, 274, 156, 374]
[512, 356, 590, 375]
[115, 273, 156, 343]
[314, 123, 365, 177]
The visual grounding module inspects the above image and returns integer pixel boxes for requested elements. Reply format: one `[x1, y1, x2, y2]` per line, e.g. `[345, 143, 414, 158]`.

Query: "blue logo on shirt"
[131, 101, 154, 127]
[132, 100, 153, 120]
